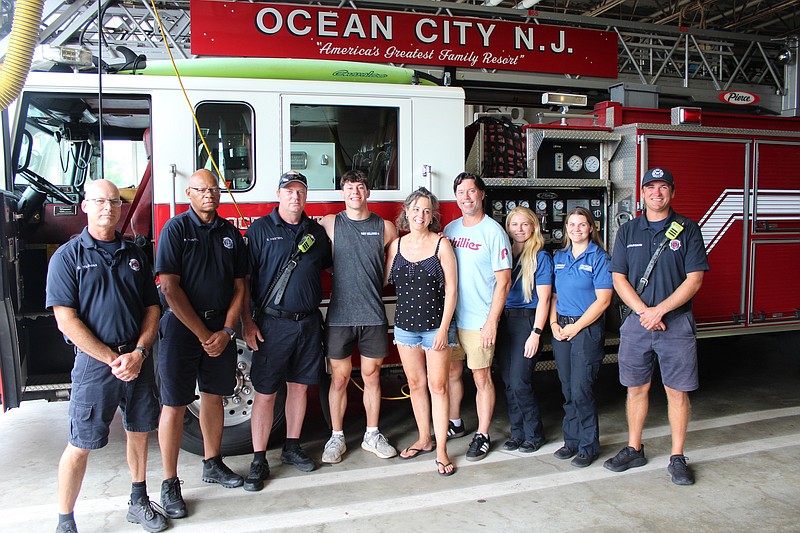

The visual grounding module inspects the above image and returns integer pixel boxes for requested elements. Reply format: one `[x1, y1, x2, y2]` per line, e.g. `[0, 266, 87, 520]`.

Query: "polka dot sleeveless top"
[389, 236, 446, 332]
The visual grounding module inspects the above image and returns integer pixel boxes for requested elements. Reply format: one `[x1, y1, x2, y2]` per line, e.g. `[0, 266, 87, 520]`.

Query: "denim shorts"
[393, 323, 457, 351]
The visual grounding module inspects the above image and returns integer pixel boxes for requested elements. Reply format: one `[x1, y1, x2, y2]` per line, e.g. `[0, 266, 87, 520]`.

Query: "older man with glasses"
[155, 169, 249, 517]
[47, 179, 165, 533]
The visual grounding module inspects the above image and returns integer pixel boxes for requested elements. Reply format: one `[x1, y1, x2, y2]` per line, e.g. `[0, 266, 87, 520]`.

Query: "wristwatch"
[135, 346, 149, 359]
[532, 327, 543, 336]
[223, 326, 237, 341]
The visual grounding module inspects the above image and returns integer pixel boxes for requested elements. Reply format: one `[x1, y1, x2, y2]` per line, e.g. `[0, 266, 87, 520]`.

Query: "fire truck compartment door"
[0, 190, 23, 411]
[641, 135, 749, 326]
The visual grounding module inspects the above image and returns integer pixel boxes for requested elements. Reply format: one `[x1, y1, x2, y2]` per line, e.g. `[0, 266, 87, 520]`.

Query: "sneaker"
[202, 457, 244, 488]
[554, 445, 577, 460]
[447, 421, 466, 440]
[571, 452, 598, 468]
[281, 446, 316, 472]
[668, 454, 695, 485]
[519, 439, 546, 454]
[55, 520, 78, 533]
[160, 477, 186, 519]
[603, 445, 647, 472]
[322, 434, 347, 464]
[362, 431, 398, 459]
[502, 438, 522, 451]
[126, 496, 168, 533]
[465, 433, 491, 461]
[243, 460, 270, 492]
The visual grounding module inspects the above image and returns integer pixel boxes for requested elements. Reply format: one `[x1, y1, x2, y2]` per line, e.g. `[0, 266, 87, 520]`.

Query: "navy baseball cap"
[642, 167, 674, 187]
[279, 171, 308, 188]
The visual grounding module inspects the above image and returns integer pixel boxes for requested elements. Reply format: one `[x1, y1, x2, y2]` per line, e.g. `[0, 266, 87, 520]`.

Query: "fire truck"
[0, 57, 466, 454]
[474, 101, 800, 337]
[1, 57, 798, 455]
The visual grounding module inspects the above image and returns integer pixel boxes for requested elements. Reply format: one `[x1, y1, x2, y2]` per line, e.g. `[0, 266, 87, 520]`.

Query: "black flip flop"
[398, 446, 433, 460]
[435, 459, 456, 476]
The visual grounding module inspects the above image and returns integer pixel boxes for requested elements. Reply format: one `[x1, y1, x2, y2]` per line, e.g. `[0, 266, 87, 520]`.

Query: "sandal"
[399, 446, 433, 460]
[435, 460, 456, 476]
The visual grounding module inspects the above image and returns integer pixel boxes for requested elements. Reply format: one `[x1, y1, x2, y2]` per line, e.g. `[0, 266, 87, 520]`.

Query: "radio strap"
[254, 229, 315, 320]
[620, 216, 686, 321]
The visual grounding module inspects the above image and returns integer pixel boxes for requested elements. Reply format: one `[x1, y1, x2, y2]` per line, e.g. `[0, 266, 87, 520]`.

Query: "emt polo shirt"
[245, 208, 332, 315]
[553, 241, 613, 317]
[505, 249, 554, 309]
[156, 208, 248, 312]
[609, 209, 709, 309]
[46, 228, 159, 345]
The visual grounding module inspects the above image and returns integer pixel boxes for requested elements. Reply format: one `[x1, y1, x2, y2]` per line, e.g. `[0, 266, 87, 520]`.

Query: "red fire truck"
[476, 101, 800, 336]
[1, 57, 797, 455]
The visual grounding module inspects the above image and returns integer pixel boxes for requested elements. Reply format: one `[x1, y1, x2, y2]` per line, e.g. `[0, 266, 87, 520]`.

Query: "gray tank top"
[326, 211, 388, 326]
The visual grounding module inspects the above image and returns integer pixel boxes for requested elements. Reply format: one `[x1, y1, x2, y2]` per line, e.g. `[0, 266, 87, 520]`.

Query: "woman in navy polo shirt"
[549, 206, 613, 468]
[496, 206, 553, 454]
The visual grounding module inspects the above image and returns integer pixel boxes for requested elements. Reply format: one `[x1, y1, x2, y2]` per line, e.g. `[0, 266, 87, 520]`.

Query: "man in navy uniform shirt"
[605, 167, 709, 485]
[156, 169, 248, 516]
[240, 171, 332, 490]
[47, 179, 165, 533]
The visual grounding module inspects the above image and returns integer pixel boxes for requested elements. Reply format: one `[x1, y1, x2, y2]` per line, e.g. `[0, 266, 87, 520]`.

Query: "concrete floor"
[1, 331, 798, 532]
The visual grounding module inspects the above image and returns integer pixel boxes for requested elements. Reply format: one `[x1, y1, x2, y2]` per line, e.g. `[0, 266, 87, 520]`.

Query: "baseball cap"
[642, 167, 674, 187]
[278, 171, 308, 188]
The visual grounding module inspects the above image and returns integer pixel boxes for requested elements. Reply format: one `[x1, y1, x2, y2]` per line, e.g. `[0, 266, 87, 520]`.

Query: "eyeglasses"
[86, 198, 123, 207]
[188, 186, 223, 195]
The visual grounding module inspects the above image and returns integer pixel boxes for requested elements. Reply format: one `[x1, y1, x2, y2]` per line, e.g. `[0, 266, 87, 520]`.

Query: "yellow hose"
[0, 0, 44, 111]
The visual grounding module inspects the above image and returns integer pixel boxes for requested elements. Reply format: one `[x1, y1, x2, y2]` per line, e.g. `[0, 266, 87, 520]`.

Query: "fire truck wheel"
[180, 338, 287, 456]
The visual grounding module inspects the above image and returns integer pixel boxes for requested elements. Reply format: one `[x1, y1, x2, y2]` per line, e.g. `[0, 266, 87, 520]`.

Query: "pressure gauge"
[567, 155, 583, 172]
[520, 200, 529, 208]
[553, 200, 564, 211]
[506, 200, 517, 210]
[585, 155, 600, 173]
[553, 229, 563, 240]
[536, 200, 547, 211]
[493, 200, 504, 211]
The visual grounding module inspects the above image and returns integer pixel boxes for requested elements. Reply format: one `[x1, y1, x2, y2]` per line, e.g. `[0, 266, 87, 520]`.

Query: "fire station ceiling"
[430, 0, 800, 39]
[5, 0, 800, 114]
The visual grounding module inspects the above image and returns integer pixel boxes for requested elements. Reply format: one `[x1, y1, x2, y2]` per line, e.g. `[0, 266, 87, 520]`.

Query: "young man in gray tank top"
[319, 170, 399, 464]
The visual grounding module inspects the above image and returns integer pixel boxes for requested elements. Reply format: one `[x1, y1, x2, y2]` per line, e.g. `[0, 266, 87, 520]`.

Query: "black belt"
[200, 309, 223, 320]
[108, 341, 137, 354]
[503, 307, 536, 318]
[264, 307, 312, 321]
[557, 314, 581, 327]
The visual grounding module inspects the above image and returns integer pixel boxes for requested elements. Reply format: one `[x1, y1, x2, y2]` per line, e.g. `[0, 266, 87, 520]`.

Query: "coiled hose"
[0, 0, 44, 111]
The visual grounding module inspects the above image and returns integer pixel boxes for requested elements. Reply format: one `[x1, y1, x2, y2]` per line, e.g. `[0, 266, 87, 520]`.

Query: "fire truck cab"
[0, 58, 465, 454]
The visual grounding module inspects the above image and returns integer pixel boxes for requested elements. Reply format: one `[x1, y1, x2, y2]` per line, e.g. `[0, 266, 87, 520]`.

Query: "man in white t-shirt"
[443, 173, 512, 461]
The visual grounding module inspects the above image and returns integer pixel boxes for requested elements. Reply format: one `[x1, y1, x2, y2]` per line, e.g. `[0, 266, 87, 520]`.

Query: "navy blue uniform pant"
[552, 318, 605, 457]
[495, 313, 545, 445]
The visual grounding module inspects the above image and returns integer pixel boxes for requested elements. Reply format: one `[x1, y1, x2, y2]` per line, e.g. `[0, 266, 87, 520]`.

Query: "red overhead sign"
[190, 1, 618, 78]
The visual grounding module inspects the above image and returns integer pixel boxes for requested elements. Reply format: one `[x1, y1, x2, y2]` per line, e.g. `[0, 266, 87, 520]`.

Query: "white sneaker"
[322, 434, 346, 464]
[361, 431, 397, 459]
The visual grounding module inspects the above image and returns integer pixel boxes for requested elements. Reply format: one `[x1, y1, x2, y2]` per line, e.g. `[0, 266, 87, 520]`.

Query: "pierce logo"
[718, 91, 760, 106]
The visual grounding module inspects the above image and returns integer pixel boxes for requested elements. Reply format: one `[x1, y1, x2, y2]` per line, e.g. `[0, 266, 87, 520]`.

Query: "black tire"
[180, 339, 286, 456]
